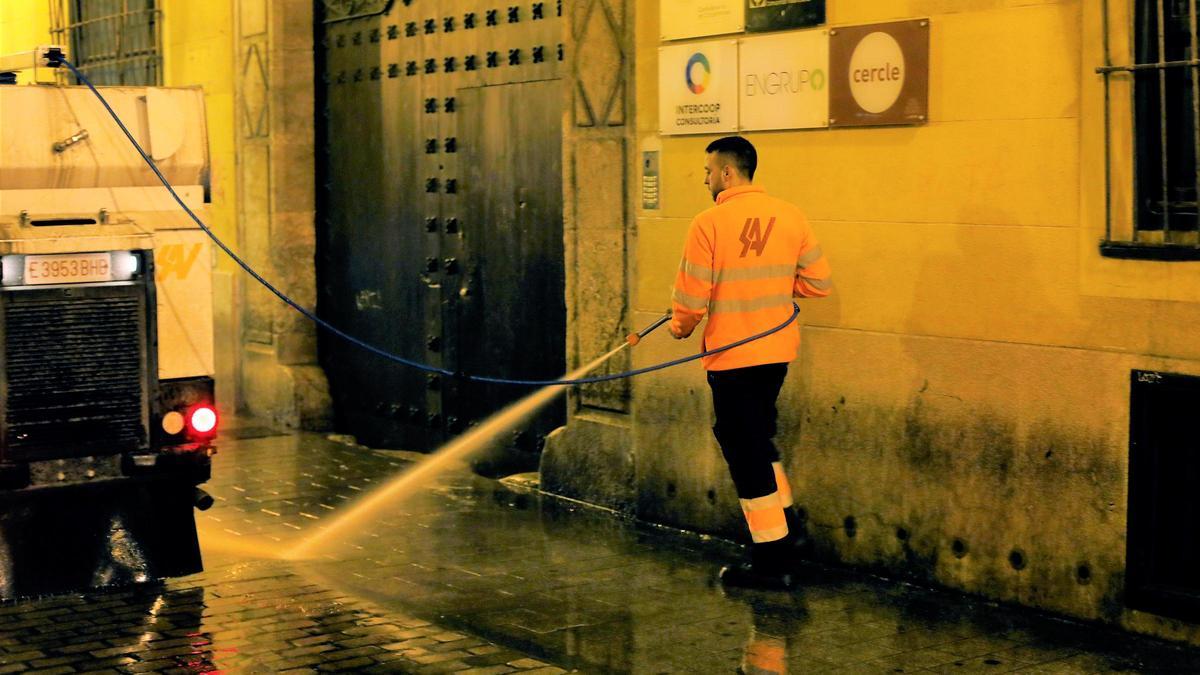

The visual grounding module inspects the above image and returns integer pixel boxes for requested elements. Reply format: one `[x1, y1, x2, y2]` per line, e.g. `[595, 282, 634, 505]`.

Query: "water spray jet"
[284, 313, 673, 561]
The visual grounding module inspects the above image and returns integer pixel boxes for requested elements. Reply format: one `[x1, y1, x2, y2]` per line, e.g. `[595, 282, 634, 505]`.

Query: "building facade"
[5, 0, 1200, 644]
[549, 0, 1200, 644]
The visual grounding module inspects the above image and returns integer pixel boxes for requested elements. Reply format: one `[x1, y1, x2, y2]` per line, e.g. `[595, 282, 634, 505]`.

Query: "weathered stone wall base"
[242, 346, 332, 431]
[794, 328, 1200, 643]
[541, 411, 634, 513]
[622, 319, 1200, 643]
[233, 0, 330, 428]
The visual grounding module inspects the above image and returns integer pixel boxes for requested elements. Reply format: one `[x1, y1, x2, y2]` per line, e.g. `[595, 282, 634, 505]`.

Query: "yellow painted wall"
[0, 2, 52, 84]
[158, 0, 240, 413]
[632, 0, 1200, 643]
[160, 0, 237, 264]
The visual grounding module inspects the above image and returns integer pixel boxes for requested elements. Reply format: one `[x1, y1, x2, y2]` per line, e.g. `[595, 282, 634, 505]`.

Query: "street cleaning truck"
[0, 46, 217, 597]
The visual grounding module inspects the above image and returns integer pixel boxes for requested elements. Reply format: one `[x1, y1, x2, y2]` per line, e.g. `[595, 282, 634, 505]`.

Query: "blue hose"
[60, 57, 800, 387]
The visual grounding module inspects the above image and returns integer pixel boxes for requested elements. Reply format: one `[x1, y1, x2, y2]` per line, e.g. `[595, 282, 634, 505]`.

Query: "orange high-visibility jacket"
[671, 185, 831, 371]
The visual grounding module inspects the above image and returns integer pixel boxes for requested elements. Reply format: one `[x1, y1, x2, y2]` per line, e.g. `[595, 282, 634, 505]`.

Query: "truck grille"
[3, 290, 149, 459]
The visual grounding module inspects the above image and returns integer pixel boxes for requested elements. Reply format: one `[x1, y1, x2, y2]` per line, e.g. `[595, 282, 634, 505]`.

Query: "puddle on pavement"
[195, 522, 291, 561]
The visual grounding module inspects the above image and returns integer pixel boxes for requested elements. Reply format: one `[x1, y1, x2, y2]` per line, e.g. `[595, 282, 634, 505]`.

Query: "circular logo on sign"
[685, 53, 711, 95]
[848, 32, 905, 113]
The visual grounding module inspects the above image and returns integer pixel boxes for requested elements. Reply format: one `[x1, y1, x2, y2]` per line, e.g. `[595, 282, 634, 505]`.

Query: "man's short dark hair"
[705, 136, 757, 181]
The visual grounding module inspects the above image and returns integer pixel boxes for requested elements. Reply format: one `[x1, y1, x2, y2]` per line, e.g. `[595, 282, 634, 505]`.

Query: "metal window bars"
[49, 0, 161, 87]
[1098, 0, 1200, 252]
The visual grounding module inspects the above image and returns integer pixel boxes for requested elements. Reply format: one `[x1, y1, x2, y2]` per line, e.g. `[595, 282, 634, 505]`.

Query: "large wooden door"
[316, 1, 565, 467]
[456, 80, 565, 472]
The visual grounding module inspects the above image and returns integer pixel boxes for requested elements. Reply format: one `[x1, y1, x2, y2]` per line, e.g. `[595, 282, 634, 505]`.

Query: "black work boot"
[719, 563, 796, 591]
[784, 507, 813, 558]
[719, 540, 796, 591]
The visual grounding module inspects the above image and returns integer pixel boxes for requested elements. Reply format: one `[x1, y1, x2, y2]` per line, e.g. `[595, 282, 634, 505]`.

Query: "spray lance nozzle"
[626, 312, 672, 346]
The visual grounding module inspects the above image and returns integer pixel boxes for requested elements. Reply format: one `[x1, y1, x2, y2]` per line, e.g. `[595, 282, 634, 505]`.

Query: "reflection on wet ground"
[2, 430, 1200, 673]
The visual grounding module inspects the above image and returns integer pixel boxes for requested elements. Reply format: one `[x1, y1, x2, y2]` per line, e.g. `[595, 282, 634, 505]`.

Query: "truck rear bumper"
[0, 473, 206, 599]
[0, 448, 211, 493]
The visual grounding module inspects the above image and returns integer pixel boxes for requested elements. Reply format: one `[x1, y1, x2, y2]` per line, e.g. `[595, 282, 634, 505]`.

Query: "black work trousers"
[706, 363, 788, 500]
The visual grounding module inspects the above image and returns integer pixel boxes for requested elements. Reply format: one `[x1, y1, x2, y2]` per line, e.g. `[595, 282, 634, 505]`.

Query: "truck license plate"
[23, 253, 113, 286]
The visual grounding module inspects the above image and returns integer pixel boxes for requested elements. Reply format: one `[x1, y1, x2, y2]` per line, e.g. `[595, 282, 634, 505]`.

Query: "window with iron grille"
[1099, 0, 1200, 260]
[49, 0, 161, 86]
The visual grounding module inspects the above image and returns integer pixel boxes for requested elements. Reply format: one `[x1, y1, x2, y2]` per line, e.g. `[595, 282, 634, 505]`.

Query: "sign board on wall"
[746, 0, 824, 33]
[659, 41, 739, 135]
[739, 30, 828, 130]
[829, 19, 930, 127]
[661, 0, 744, 41]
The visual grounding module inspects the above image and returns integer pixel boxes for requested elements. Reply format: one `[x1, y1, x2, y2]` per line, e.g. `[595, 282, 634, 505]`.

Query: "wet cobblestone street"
[3, 428, 1200, 674]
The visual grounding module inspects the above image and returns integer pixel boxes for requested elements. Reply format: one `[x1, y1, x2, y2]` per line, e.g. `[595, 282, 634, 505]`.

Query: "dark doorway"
[1127, 370, 1200, 621]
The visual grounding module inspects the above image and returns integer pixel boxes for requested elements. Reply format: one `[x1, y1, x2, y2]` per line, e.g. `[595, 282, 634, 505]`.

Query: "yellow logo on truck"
[156, 243, 203, 281]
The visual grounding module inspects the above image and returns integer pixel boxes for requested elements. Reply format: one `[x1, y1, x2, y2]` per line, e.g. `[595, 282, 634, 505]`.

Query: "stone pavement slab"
[2, 431, 1199, 673]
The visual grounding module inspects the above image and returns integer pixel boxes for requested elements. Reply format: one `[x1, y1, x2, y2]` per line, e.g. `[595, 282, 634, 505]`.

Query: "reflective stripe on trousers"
[741, 492, 788, 544]
[772, 461, 792, 508]
[743, 634, 786, 675]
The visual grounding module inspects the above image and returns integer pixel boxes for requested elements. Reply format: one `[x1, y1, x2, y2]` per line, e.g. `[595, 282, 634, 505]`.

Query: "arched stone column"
[233, 0, 331, 429]
[542, 0, 638, 510]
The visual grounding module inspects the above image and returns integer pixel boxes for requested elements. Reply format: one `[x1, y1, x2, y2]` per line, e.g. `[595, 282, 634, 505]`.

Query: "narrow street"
[3, 426, 1199, 674]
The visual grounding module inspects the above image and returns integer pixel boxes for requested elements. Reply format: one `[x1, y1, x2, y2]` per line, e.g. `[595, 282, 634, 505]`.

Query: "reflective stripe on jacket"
[671, 185, 831, 371]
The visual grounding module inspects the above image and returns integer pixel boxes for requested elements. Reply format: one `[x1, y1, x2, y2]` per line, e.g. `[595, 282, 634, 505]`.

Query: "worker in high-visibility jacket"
[670, 136, 832, 590]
